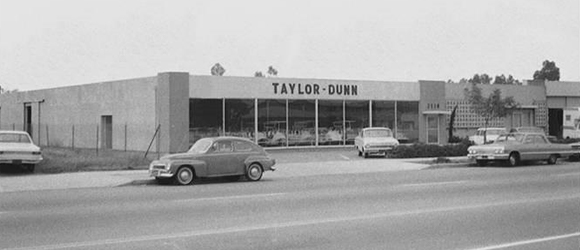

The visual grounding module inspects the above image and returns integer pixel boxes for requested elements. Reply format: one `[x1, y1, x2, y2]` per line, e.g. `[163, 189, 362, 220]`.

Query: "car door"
[519, 134, 537, 161]
[232, 140, 258, 175]
[532, 135, 550, 160]
[205, 140, 237, 176]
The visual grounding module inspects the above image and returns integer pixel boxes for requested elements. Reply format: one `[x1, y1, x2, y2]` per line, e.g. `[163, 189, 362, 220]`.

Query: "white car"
[355, 127, 399, 158]
[469, 127, 507, 145]
[0, 130, 43, 172]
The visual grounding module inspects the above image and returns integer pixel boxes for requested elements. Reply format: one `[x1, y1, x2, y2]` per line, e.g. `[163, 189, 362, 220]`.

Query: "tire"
[547, 154, 558, 165]
[358, 149, 362, 157]
[246, 163, 263, 181]
[507, 153, 519, 167]
[363, 151, 369, 158]
[476, 160, 487, 167]
[174, 166, 195, 185]
[25, 164, 35, 173]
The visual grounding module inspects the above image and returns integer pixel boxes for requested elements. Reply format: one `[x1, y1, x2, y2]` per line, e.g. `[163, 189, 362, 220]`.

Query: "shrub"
[390, 138, 472, 158]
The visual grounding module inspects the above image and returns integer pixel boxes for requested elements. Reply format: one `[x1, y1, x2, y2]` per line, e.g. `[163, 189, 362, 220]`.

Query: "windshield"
[187, 138, 213, 153]
[0, 133, 32, 143]
[364, 129, 392, 138]
[495, 133, 524, 143]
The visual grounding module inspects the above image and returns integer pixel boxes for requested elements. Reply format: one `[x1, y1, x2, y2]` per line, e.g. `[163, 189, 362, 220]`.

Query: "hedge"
[389, 138, 473, 158]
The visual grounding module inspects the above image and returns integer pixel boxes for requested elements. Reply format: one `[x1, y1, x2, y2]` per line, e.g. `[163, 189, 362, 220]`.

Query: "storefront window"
[288, 100, 316, 146]
[427, 115, 439, 144]
[318, 100, 344, 145]
[372, 101, 395, 129]
[190, 99, 222, 144]
[345, 101, 369, 145]
[397, 101, 419, 143]
[225, 99, 254, 140]
[257, 99, 286, 147]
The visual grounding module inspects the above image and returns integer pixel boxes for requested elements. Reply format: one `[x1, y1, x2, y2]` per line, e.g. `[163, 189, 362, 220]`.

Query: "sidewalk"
[0, 159, 434, 193]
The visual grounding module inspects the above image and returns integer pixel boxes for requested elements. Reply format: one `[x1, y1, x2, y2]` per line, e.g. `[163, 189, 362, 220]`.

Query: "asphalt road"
[1, 163, 579, 250]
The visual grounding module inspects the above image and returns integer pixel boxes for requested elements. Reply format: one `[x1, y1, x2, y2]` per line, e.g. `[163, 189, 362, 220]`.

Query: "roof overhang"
[422, 110, 451, 115]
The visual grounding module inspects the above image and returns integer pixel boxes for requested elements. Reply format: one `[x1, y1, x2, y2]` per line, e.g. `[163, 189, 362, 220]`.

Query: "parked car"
[469, 127, 507, 145]
[467, 132, 577, 167]
[149, 136, 276, 185]
[354, 127, 399, 158]
[0, 130, 43, 172]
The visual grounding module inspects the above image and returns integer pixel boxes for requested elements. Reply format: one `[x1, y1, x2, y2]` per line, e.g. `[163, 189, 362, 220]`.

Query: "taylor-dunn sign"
[272, 82, 358, 96]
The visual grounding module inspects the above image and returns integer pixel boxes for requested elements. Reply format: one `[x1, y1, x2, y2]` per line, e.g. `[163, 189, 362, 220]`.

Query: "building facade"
[0, 72, 578, 153]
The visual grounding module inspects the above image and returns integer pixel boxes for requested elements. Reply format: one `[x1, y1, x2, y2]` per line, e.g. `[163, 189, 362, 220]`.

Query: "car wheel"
[246, 163, 263, 181]
[174, 167, 195, 185]
[25, 164, 35, 173]
[358, 149, 362, 157]
[547, 154, 558, 165]
[508, 153, 519, 167]
[476, 160, 487, 167]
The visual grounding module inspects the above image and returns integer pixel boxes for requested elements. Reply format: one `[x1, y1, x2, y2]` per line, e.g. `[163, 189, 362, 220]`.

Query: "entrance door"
[426, 115, 439, 144]
[24, 104, 32, 137]
[101, 116, 112, 149]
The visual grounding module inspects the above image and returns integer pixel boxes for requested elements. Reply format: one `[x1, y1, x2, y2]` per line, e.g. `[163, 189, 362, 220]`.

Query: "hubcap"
[180, 170, 191, 181]
[250, 167, 260, 178]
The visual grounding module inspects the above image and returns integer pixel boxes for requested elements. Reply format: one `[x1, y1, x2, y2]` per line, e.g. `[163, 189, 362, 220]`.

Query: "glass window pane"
[288, 100, 316, 146]
[318, 100, 344, 145]
[258, 99, 286, 147]
[397, 101, 419, 143]
[372, 101, 395, 129]
[345, 101, 369, 145]
[225, 99, 254, 140]
[190, 99, 222, 144]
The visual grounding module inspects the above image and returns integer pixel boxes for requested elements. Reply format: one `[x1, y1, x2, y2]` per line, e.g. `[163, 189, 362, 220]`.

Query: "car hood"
[469, 141, 519, 149]
[159, 153, 198, 161]
[0, 142, 40, 152]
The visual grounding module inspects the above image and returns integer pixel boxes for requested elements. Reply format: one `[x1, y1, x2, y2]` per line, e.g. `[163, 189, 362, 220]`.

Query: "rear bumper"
[0, 156, 43, 165]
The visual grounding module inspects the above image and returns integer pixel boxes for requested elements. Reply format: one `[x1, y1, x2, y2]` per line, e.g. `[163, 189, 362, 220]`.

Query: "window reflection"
[372, 101, 395, 129]
[397, 101, 419, 143]
[225, 99, 254, 140]
[190, 99, 222, 144]
[345, 101, 369, 145]
[257, 99, 286, 147]
[288, 100, 316, 146]
[318, 100, 344, 145]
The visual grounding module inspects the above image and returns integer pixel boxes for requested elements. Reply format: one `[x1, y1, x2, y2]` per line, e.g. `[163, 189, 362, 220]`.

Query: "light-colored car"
[467, 132, 577, 167]
[355, 127, 399, 158]
[0, 130, 43, 172]
[469, 127, 507, 145]
[149, 136, 276, 185]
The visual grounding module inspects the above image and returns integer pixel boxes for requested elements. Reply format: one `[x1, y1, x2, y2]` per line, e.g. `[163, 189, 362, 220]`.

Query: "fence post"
[72, 125, 75, 149]
[144, 124, 160, 159]
[124, 123, 127, 152]
[46, 124, 49, 147]
[96, 125, 99, 156]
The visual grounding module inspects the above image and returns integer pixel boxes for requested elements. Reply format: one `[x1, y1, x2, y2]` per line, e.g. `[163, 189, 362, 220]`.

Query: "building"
[0, 72, 578, 153]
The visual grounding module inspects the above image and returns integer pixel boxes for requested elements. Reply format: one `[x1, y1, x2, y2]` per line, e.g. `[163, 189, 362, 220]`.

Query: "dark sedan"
[149, 137, 276, 185]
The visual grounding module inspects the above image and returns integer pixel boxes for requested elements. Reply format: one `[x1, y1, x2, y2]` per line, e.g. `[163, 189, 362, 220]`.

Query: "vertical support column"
[155, 72, 190, 153]
[342, 100, 346, 145]
[222, 98, 226, 136]
[394, 101, 398, 138]
[285, 99, 289, 147]
[254, 98, 258, 144]
[369, 100, 373, 127]
[315, 99, 319, 146]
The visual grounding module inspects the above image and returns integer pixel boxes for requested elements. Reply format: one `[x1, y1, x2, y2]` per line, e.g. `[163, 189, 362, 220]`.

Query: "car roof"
[477, 127, 505, 131]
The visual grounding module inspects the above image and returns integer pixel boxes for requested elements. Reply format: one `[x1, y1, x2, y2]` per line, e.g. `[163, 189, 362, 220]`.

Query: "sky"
[0, 0, 578, 91]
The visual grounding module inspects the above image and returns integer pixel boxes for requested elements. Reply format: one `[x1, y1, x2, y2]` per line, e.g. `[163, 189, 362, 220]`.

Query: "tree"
[468, 74, 492, 84]
[254, 71, 264, 77]
[210, 63, 226, 76]
[267, 66, 278, 77]
[448, 105, 459, 143]
[533, 60, 560, 81]
[464, 83, 518, 143]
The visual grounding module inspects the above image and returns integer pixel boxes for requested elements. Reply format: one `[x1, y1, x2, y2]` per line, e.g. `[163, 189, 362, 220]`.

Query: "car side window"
[234, 141, 254, 152]
[213, 141, 233, 153]
[524, 136, 534, 144]
[534, 135, 547, 144]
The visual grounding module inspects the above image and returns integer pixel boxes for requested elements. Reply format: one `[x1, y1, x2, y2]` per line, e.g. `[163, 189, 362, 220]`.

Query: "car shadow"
[0, 164, 33, 175]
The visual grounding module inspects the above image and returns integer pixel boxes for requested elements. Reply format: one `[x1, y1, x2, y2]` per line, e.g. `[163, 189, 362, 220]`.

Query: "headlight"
[494, 148, 504, 154]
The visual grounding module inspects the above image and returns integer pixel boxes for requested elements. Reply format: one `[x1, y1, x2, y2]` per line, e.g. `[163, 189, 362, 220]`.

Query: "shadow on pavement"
[0, 164, 33, 176]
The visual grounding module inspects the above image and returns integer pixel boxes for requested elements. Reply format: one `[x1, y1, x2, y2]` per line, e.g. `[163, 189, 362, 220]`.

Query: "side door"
[531, 135, 550, 160]
[206, 140, 237, 176]
[232, 140, 258, 175]
[519, 134, 537, 161]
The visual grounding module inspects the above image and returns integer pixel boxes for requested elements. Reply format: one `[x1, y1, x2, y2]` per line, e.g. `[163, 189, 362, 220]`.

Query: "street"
[1, 163, 579, 250]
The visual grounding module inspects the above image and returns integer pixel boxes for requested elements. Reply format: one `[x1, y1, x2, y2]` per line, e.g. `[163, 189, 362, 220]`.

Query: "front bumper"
[149, 162, 174, 178]
[468, 153, 509, 161]
[364, 146, 395, 155]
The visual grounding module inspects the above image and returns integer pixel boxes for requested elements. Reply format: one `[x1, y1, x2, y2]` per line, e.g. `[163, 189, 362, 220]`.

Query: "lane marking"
[338, 154, 350, 160]
[467, 232, 580, 250]
[5, 195, 579, 250]
[172, 192, 286, 203]
[553, 172, 580, 177]
[399, 180, 469, 188]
